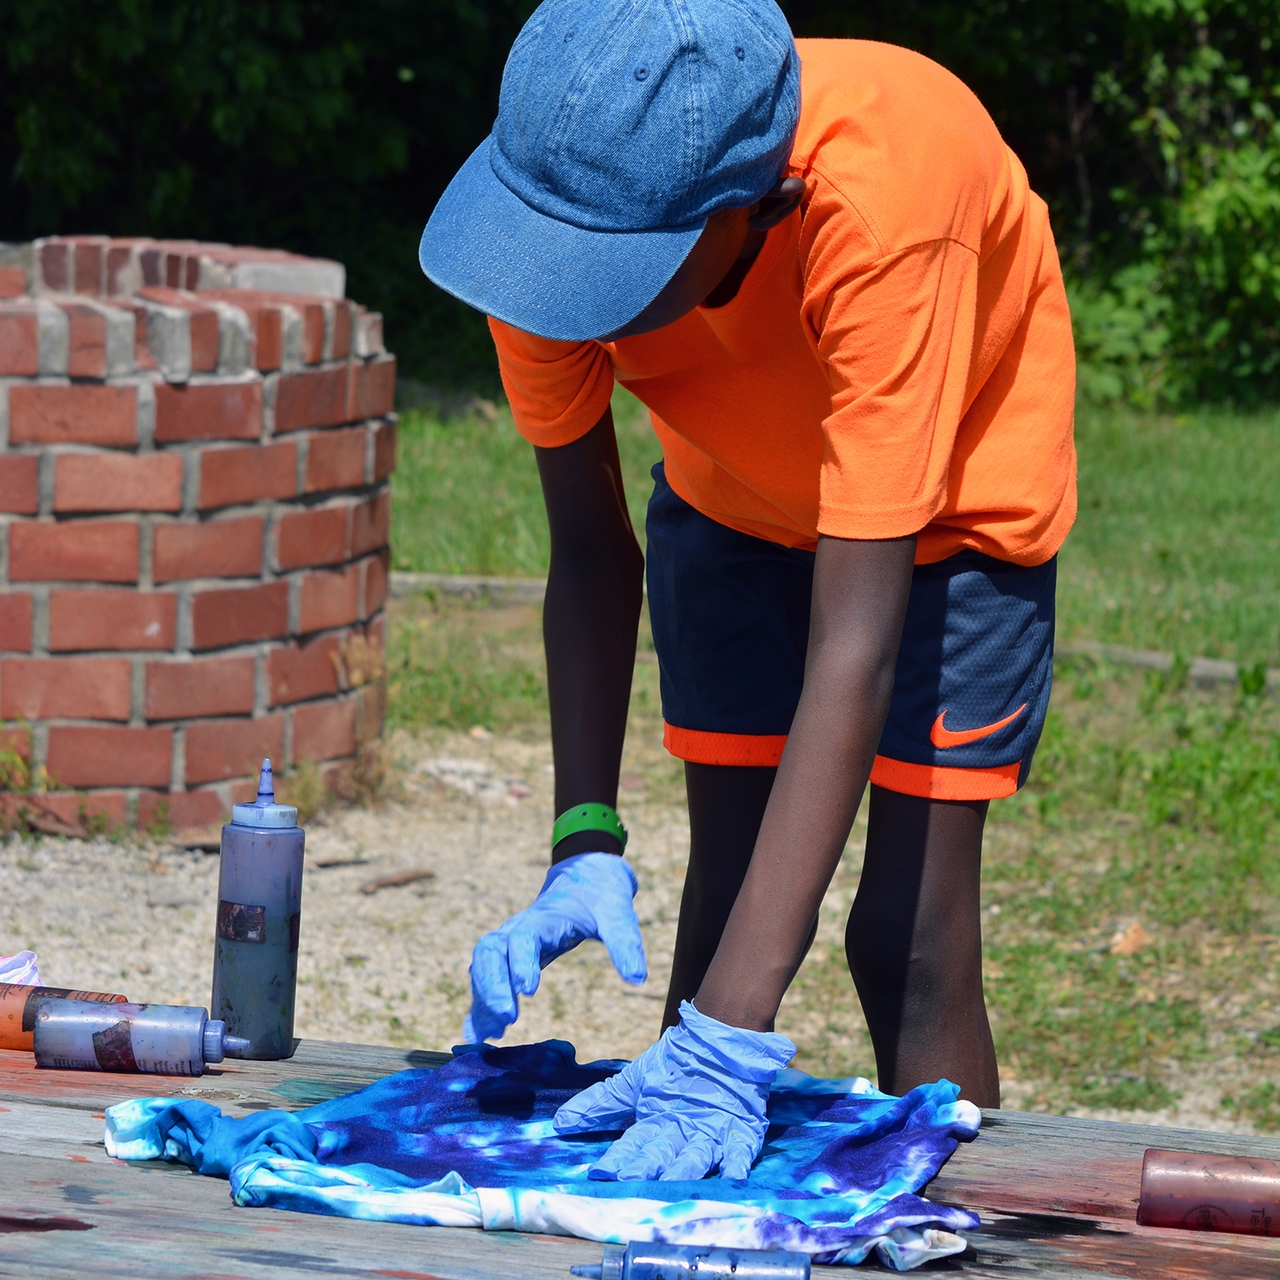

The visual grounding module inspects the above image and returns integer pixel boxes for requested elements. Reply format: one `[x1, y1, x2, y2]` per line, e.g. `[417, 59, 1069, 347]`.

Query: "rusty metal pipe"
[1139, 1148, 1280, 1236]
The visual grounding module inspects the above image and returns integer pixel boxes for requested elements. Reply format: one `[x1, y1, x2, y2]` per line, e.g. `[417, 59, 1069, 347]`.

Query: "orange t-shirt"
[490, 39, 1077, 566]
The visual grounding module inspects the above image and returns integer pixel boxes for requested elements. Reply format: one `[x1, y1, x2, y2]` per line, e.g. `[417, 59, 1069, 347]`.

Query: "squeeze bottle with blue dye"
[32, 999, 249, 1075]
[570, 1244, 810, 1280]
[211, 759, 305, 1059]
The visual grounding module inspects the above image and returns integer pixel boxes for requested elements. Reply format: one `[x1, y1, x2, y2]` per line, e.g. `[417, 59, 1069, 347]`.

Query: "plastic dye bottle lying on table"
[211, 758, 305, 1060]
[571, 1243, 811, 1280]
[0, 982, 127, 1050]
[33, 999, 249, 1075]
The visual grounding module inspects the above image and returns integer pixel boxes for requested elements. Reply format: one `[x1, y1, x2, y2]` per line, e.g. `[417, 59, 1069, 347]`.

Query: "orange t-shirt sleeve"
[488, 317, 615, 448]
[802, 205, 980, 541]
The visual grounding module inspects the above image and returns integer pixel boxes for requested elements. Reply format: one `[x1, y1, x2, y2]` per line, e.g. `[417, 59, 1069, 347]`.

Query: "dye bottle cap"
[203, 1017, 252, 1063]
[230, 759, 299, 829]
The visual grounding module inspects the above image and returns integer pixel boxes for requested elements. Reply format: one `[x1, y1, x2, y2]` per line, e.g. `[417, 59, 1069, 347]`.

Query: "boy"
[419, 0, 1075, 1182]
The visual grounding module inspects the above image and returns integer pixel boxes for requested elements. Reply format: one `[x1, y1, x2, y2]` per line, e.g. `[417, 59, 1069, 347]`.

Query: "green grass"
[391, 387, 660, 577]
[385, 594, 548, 734]
[977, 658, 1280, 1113]
[393, 396, 1280, 665]
[1060, 406, 1280, 666]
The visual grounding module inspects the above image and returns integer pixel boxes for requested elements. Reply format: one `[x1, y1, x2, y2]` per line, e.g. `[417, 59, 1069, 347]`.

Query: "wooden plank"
[957, 1211, 1280, 1278]
[0, 1040, 451, 1117]
[931, 1109, 1280, 1221]
[7, 1142, 1279, 1280]
[0, 1097, 108, 1162]
[1, 1148, 606, 1280]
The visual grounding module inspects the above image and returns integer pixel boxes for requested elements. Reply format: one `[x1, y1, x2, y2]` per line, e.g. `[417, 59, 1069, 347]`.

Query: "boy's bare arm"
[534, 407, 645, 862]
[694, 532, 918, 1030]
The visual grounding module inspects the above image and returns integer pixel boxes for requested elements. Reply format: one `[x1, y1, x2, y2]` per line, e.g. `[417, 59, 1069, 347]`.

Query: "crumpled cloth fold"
[105, 1039, 980, 1271]
[0, 951, 40, 985]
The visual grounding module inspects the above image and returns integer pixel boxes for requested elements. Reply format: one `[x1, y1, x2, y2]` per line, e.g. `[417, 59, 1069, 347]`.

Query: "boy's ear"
[748, 177, 806, 231]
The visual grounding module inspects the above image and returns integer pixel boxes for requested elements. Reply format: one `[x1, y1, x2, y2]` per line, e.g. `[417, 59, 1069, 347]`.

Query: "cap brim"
[419, 139, 705, 343]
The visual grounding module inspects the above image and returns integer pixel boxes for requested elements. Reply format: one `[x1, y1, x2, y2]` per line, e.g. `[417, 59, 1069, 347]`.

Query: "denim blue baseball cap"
[419, 0, 800, 342]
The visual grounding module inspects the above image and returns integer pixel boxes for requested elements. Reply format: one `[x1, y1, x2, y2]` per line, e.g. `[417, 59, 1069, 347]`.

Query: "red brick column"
[0, 237, 394, 836]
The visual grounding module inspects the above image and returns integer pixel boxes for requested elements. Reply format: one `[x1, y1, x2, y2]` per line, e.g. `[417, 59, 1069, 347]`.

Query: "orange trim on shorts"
[870, 755, 1021, 801]
[663, 724, 789, 767]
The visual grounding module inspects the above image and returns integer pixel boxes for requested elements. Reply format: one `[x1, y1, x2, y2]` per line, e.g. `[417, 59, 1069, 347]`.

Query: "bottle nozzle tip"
[256, 757, 275, 806]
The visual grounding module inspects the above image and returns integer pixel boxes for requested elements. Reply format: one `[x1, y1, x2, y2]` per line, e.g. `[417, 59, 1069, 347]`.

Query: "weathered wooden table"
[4, 1040, 1279, 1277]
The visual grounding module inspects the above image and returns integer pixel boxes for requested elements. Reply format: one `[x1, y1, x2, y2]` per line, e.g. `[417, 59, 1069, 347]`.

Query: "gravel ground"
[2, 723, 830, 1066]
[0, 724, 1258, 1133]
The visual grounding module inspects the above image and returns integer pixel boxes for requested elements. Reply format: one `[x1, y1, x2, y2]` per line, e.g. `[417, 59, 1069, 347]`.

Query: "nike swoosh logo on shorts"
[930, 704, 1027, 748]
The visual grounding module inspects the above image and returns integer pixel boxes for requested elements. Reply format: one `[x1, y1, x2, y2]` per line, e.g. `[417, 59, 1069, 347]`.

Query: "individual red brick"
[61, 302, 107, 378]
[106, 245, 135, 296]
[331, 301, 353, 360]
[298, 564, 361, 635]
[153, 515, 263, 583]
[104, 297, 158, 371]
[137, 787, 229, 833]
[39, 241, 70, 292]
[362, 551, 389, 618]
[293, 696, 358, 763]
[197, 440, 297, 509]
[49, 589, 176, 651]
[275, 504, 350, 570]
[72, 237, 108, 295]
[0, 264, 26, 298]
[267, 634, 344, 705]
[154, 378, 262, 444]
[47, 725, 172, 788]
[0, 594, 34, 652]
[0, 455, 39, 514]
[11, 791, 129, 832]
[351, 490, 391, 557]
[8, 384, 137, 447]
[9, 521, 138, 584]
[371, 420, 396, 482]
[55, 452, 183, 514]
[198, 291, 285, 370]
[365, 612, 386, 653]
[256, 294, 325, 363]
[0, 304, 38, 375]
[0, 657, 132, 721]
[184, 714, 285, 785]
[304, 426, 367, 492]
[275, 365, 349, 432]
[347, 355, 396, 421]
[138, 287, 220, 371]
[145, 654, 257, 720]
[190, 581, 289, 650]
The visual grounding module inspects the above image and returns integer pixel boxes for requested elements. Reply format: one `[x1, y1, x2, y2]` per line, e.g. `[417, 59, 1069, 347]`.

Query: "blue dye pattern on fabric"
[105, 1040, 981, 1269]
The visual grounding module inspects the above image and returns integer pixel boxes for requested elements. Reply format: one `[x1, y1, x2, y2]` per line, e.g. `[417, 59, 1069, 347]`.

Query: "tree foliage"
[1, 0, 1276, 399]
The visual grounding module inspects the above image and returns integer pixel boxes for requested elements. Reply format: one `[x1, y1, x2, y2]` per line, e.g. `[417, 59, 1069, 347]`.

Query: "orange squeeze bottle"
[0, 982, 128, 1051]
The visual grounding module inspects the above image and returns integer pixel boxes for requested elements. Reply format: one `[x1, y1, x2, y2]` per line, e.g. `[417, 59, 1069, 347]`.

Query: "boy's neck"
[701, 226, 768, 309]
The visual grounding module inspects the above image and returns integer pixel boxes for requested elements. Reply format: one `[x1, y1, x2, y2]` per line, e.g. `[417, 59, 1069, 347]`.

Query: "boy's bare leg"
[845, 785, 999, 1107]
[662, 762, 777, 1029]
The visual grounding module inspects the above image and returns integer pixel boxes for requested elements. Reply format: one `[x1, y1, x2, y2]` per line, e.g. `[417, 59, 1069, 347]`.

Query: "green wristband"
[552, 803, 628, 852]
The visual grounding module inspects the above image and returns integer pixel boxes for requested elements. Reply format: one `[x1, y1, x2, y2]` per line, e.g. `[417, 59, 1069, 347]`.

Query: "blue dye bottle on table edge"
[570, 1244, 810, 1280]
[211, 759, 305, 1060]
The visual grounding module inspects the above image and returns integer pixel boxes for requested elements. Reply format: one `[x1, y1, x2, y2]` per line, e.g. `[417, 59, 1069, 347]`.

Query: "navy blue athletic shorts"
[645, 463, 1055, 800]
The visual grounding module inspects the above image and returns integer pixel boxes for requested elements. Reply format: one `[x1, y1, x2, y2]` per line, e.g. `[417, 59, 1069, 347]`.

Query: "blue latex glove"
[463, 852, 647, 1044]
[552, 1000, 795, 1181]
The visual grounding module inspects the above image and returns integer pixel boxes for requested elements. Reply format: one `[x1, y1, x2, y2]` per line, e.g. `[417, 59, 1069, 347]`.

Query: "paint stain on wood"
[0, 1214, 95, 1233]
